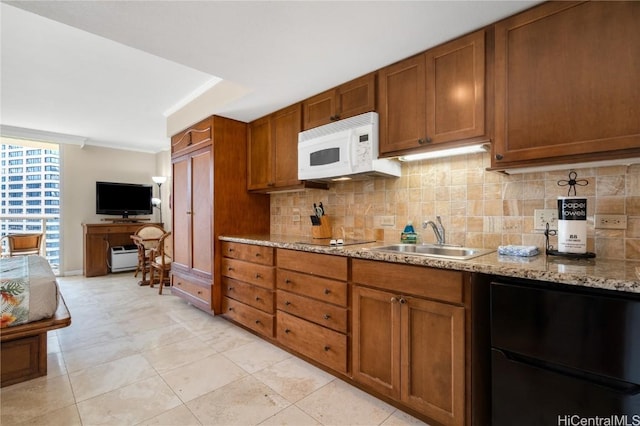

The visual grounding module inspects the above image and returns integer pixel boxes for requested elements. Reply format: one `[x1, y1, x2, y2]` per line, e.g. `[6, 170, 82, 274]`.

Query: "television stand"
[100, 218, 151, 223]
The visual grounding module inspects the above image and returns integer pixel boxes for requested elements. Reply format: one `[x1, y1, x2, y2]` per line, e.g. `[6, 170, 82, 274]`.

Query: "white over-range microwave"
[297, 112, 401, 182]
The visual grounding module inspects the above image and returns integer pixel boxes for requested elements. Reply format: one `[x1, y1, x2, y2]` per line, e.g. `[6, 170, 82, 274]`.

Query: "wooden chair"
[149, 232, 172, 294]
[0, 233, 43, 257]
[131, 224, 165, 285]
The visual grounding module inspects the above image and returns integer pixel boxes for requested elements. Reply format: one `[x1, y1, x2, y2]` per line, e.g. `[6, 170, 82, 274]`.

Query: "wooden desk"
[82, 222, 162, 277]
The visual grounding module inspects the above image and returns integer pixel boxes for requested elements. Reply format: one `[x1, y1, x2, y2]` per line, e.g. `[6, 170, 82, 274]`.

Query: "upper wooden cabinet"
[379, 30, 486, 157]
[171, 118, 213, 156]
[302, 73, 376, 130]
[248, 104, 301, 191]
[492, 1, 640, 170]
[248, 104, 327, 192]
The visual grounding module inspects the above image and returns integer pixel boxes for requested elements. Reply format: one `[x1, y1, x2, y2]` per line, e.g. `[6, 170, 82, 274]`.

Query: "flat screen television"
[96, 181, 153, 218]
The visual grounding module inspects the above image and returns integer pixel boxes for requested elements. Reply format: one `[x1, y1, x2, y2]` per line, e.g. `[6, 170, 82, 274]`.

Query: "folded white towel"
[497, 245, 539, 257]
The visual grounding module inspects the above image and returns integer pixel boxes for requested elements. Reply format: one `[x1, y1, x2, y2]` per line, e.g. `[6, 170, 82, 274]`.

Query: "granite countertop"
[219, 234, 640, 295]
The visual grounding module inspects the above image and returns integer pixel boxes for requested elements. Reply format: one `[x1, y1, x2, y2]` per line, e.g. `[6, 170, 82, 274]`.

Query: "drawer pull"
[323, 314, 331, 320]
[284, 301, 291, 306]
[228, 287, 234, 291]
[390, 296, 397, 303]
[177, 282, 183, 286]
[285, 278, 292, 284]
[228, 247, 234, 252]
[255, 253, 261, 257]
[284, 328, 291, 334]
[399, 297, 407, 304]
[228, 267, 234, 271]
[197, 290, 202, 295]
[323, 288, 331, 295]
[255, 273, 262, 279]
[324, 345, 330, 352]
[255, 320, 261, 325]
[228, 307, 234, 312]
[255, 296, 260, 301]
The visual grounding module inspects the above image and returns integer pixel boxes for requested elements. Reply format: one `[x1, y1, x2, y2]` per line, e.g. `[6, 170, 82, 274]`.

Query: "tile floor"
[1, 272, 429, 425]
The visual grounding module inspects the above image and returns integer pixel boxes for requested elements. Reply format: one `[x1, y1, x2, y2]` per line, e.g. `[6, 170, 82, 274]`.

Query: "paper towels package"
[557, 197, 587, 254]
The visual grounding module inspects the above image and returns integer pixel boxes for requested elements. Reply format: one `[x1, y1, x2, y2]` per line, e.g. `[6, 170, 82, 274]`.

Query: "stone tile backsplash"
[270, 152, 640, 260]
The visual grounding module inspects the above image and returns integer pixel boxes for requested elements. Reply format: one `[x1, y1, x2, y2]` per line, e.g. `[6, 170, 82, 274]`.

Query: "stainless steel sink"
[370, 244, 494, 260]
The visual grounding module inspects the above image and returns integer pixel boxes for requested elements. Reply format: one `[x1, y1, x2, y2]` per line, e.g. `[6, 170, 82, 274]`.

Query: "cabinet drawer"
[222, 242, 274, 265]
[171, 274, 211, 304]
[352, 259, 464, 304]
[222, 297, 274, 338]
[277, 311, 347, 374]
[171, 118, 212, 155]
[277, 269, 347, 307]
[221, 258, 275, 289]
[277, 249, 347, 281]
[223, 277, 274, 314]
[277, 290, 347, 333]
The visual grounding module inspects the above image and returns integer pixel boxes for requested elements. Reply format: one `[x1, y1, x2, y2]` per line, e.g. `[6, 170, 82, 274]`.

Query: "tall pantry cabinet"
[171, 115, 270, 314]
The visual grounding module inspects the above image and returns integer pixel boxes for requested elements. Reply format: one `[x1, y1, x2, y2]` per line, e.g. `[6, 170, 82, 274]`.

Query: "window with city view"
[1, 141, 60, 272]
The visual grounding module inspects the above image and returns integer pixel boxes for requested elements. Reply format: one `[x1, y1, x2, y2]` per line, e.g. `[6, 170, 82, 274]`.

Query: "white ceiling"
[1, 1, 539, 153]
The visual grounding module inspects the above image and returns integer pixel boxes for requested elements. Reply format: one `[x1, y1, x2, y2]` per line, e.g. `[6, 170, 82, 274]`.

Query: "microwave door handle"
[348, 129, 357, 168]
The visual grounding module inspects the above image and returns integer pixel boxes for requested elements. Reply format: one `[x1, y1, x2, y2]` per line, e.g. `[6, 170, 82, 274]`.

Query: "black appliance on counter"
[490, 278, 640, 425]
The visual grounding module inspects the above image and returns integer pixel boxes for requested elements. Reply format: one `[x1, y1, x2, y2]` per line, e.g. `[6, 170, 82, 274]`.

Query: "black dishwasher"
[490, 279, 640, 425]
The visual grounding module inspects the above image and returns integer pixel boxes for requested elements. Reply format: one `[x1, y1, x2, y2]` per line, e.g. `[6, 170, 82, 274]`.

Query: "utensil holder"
[312, 215, 332, 239]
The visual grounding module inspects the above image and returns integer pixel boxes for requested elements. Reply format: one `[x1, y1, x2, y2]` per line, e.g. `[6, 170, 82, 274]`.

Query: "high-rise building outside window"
[1, 140, 60, 271]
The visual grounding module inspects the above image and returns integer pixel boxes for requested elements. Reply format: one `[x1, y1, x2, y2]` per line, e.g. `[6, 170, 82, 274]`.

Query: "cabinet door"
[493, 1, 640, 168]
[352, 286, 401, 399]
[172, 155, 190, 271]
[302, 89, 337, 130]
[272, 104, 302, 187]
[247, 116, 272, 190]
[426, 30, 485, 144]
[378, 54, 427, 155]
[336, 73, 376, 122]
[401, 297, 465, 426]
[191, 148, 212, 276]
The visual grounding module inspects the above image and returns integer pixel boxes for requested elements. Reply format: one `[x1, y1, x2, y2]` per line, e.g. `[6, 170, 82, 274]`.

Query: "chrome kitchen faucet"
[423, 216, 446, 245]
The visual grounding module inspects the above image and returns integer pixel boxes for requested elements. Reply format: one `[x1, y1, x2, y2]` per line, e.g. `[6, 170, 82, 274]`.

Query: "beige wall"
[271, 152, 640, 261]
[60, 144, 169, 274]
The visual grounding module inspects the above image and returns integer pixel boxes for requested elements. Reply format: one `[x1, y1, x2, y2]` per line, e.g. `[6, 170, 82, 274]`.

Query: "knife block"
[312, 215, 332, 239]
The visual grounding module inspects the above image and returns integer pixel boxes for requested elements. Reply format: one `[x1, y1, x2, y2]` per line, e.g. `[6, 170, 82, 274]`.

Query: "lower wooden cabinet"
[276, 249, 348, 374]
[221, 242, 275, 338]
[277, 311, 347, 374]
[216, 243, 474, 425]
[171, 272, 211, 312]
[352, 259, 467, 426]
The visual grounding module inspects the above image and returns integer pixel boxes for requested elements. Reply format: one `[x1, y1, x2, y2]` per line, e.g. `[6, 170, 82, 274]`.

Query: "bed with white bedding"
[0, 256, 71, 387]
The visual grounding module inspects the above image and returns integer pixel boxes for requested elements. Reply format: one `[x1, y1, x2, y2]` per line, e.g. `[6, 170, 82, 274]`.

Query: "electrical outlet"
[534, 209, 558, 231]
[594, 214, 627, 230]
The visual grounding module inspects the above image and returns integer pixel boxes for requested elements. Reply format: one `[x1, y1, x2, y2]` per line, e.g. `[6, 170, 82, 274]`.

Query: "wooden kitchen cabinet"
[247, 104, 300, 191]
[379, 30, 486, 157]
[248, 104, 326, 192]
[302, 72, 376, 130]
[171, 116, 270, 313]
[492, 1, 640, 170]
[352, 259, 466, 426]
[221, 242, 275, 338]
[276, 249, 349, 374]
